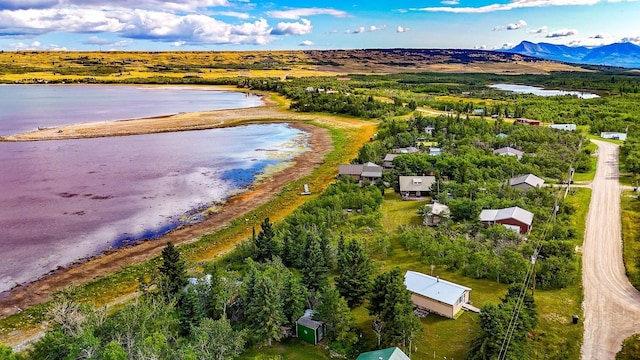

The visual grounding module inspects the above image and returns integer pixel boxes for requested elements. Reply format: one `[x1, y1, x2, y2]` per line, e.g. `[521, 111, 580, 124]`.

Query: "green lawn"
[573, 142, 597, 183]
[238, 338, 329, 360]
[621, 191, 640, 291]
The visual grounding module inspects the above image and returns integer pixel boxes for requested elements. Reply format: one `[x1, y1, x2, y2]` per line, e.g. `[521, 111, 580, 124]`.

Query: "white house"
[493, 146, 524, 160]
[404, 271, 472, 319]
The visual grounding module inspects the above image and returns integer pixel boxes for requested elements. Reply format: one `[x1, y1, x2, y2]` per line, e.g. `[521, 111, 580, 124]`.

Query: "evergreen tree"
[158, 242, 188, 299]
[247, 274, 285, 346]
[282, 273, 307, 326]
[191, 317, 247, 360]
[254, 218, 280, 262]
[301, 234, 329, 293]
[178, 286, 205, 336]
[314, 287, 358, 351]
[335, 239, 372, 307]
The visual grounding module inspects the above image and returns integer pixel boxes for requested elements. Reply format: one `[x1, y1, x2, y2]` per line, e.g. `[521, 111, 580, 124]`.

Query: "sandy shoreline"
[0, 103, 336, 321]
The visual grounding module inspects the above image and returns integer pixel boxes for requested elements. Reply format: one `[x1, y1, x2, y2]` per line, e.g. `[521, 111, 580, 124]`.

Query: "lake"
[489, 83, 600, 99]
[0, 85, 263, 136]
[0, 87, 308, 293]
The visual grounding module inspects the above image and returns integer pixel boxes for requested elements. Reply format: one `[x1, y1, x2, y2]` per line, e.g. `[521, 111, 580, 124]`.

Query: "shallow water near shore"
[0, 123, 308, 293]
[0, 85, 262, 136]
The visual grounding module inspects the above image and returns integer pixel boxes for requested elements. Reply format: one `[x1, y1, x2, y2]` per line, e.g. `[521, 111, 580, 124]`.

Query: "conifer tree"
[158, 242, 188, 299]
[301, 234, 329, 293]
[254, 218, 280, 262]
[335, 239, 372, 307]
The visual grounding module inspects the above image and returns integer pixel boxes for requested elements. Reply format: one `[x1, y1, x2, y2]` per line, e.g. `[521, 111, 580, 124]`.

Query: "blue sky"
[0, 0, 638, 51]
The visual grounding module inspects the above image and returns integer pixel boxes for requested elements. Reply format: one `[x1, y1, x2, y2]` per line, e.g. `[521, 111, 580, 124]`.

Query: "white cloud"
[171, 40, 186, 47]
[10, 40, 42, 50]
[214, 11, 251, 19]
[527, 25, 548, 34]
[0, 8, 278, 45]
[545, 28, 578, 38]
[441, 0, 460, 4]
[368, 25, 386, 32]
[83, 36, 131, 47]
[396, 26, 410, 33]
[412, 0, 636, 14]
[266, 8, 347, 20]
[507, 19, 527, 30]
[346, 26, 366, 34]
[495, 42, 515, 50]
[271, 18, 312, 36]
[299, 39, 314, 46]
[473, 44, 487, 49]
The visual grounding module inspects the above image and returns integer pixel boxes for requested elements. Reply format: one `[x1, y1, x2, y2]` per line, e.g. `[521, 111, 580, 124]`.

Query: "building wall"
[497, 218, 529, 234]
[410, 293, 454, 319]
[512, 183, 533, 192]
[297, 323, 317, 344]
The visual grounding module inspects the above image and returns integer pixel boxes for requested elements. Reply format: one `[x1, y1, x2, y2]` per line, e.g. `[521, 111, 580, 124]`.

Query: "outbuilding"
[601, 132, 627, 141]
[404, 271, 472, 319]
[493, 146, 524, 160]
[296, 312, 325, 345]
[549, 123, 577, 131]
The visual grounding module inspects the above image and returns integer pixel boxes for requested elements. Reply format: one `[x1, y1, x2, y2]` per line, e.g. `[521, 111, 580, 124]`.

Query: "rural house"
[493, 146, 524, 160]
[356, 347, 410, 360]
[338, 162, 382, 183]
[509, 174, 545, 192]
[404, 271, 473, 319]
[516, 117, 541, 126]
[423, 202, 450, 226]
[424, 125, 436, 135]
[393, 146, 420, 154]
[399, 176, 436, 200]
[296, 311, 325, 345]
[479, 206, 534, 235]
[428, 147, 442, 156]
[383, 154, 399, 169]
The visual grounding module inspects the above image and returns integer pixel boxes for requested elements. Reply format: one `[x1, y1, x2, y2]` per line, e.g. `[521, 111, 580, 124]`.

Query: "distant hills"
[504, 40, 640, 68]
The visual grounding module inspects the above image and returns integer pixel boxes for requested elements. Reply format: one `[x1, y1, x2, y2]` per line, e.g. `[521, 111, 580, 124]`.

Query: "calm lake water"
[0, 85, 262, 135]
[0, 87, 308, 293]
[489, 83, 600, 99]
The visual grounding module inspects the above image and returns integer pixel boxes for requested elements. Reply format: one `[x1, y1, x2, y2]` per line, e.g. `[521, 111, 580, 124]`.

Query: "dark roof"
[296, 316, 324, 330]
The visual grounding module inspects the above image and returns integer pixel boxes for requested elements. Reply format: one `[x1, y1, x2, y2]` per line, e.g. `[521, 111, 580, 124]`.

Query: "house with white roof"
[399, 176, 436, 200]
[404, 270, 473, 319]
[601, 132, 627, 141]
[479, 206, 534, 235]
[549, 123, 576, 131]
[509, 174, 545, 192]
[493, 146, 524, 160]
[338, 162, 382, 184]
[423, 202, 450, 226]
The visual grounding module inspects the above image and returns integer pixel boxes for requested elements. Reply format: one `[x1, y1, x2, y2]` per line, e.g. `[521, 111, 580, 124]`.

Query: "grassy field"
[573, 142, 597, 183]
[621, 191, 640, 291]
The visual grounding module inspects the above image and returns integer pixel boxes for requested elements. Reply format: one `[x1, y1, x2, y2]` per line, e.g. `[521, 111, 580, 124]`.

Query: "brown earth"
[0, 102, 338, 321]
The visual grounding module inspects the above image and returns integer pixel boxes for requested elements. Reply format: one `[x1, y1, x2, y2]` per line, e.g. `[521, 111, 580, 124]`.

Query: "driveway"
[582, 139, 640, 358]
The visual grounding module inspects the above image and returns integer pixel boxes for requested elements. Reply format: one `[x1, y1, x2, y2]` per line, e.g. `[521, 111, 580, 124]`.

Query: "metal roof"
[399, 176, 436, 192]
[493, 147, 524, 156]
[296, 315, 324, 330]
[338, 164, 363, 175]
[361, 162, 382, 178]
[404, 271, 471, 306]
[479, 206, 534, 226]
[356, 347, 410, 360]
[509, 174, 544, 188]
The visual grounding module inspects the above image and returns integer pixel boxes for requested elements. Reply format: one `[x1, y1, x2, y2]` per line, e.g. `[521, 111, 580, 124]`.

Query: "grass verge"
[621, 191, 640, 291]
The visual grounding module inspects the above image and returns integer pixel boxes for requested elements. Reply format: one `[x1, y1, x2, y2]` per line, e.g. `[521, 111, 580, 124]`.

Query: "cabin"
[356, 347, 410, 360]
[601, 132, 627, 141]
[479, 206, 534, 235]
[392, 146, 420, 154]
[424, 125, 436, 135]
[382, 154, 399, 169]
[493, 146, 524, 160]
[549, 123, 577, 131]
[423, 202, 450, 226]
[509, 174, 545, 192]
[516, 117, 541, 126]
[399, 176, 436, 200]
[296, 311, 326, 345]
[404, 271, 473, 319]
[472, 108, 485, 116]
[338, 162, 382, 184]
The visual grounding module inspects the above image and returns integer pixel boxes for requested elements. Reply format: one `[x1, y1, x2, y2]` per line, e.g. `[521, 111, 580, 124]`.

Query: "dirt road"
[582, 139, 640, 359]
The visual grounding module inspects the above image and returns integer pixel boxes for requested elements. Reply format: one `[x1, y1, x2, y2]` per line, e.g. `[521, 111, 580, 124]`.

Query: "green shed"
[356, 347, 410, 360]
[296, 315, 325, 345]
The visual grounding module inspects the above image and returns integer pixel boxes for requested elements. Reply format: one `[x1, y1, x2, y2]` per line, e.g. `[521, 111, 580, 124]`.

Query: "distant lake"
[489, 84, 600, 99]
[0, 124, 308, 293]
[0, 85, 262, 136]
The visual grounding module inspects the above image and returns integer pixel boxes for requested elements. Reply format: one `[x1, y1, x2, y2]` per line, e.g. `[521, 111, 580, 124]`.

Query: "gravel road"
[582, 139, 640, 359]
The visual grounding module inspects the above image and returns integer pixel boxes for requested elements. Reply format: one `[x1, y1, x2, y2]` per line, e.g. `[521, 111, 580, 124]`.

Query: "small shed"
[356, 347, 410, 360]
[424, 125, 436, 135]
[404, 271, 472, 319]
[516, 117, 541, 126]
[509, 174, 544, 192]
[399, 176, 436, 199]
[424, 202, 450, 226]
[428, 147, 442, 156]
[296, 312, 325, 345]
[479, 206, 534, 235]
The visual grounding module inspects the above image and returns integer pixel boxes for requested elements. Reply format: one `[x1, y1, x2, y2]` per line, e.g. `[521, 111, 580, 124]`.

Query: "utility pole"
[531, 249, 539, 297]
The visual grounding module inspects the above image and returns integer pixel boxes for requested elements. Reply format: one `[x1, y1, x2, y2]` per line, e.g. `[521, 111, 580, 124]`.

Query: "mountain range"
[504, 41, 640, 68]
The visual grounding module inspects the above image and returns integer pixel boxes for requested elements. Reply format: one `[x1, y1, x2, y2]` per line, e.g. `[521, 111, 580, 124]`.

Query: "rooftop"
[356, 347, 411, 360]
[509, 174, 545, 188]
[404, 270, 471, 306]
[479, 206, 534, 226]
